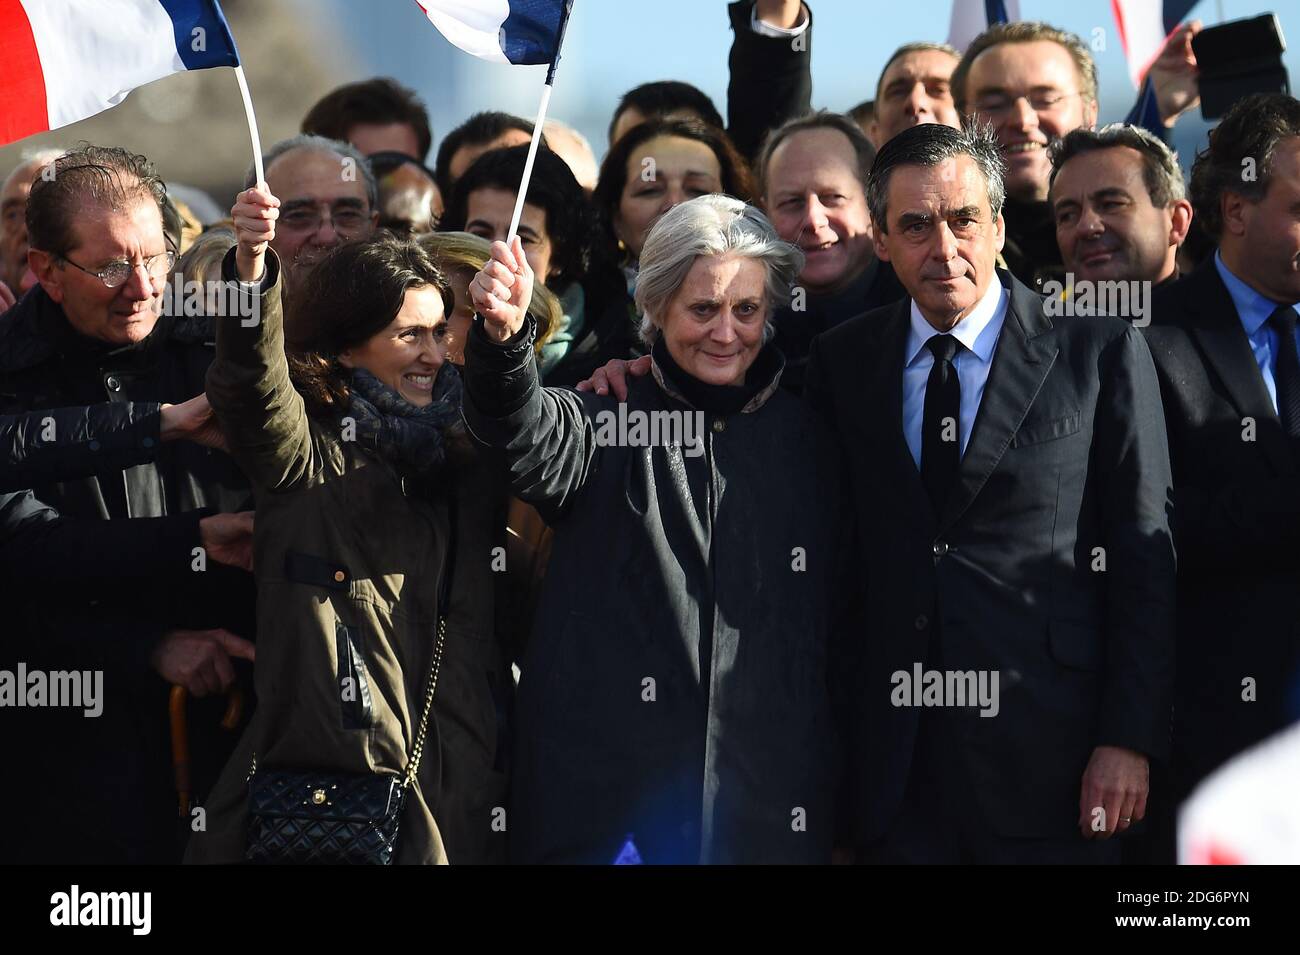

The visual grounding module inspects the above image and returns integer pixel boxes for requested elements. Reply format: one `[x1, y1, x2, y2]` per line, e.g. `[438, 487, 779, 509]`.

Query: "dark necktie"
[921, 333, 962, 513]
[1268, 305, 1300, 438]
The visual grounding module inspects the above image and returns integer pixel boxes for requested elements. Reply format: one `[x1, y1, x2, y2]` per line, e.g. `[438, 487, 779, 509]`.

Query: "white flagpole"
[507, 0, 574, 242]
[233, 64, 264, 185]
[507, 83, 553, 240]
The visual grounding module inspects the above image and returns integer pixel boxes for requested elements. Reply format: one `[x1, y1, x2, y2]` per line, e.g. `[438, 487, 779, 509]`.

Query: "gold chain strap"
[404, 616, 447, 789]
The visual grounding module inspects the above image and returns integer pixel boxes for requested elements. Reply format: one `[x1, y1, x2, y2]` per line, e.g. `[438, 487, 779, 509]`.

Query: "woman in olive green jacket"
[185, 186, 511, 864]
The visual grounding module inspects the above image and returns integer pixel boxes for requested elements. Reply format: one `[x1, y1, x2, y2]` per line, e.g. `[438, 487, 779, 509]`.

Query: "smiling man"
[757, 111, 906, 393]
[805, 123, 1175, 863]
[1049, 125, 1192, 288]
[952, 21, 1099, 288]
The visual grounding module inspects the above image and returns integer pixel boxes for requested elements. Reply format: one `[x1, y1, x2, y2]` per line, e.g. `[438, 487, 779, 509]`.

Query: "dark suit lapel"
[1185, 264, 1294, 475]
[867, 298, 936, 534]
[940, 275, 1058, 532]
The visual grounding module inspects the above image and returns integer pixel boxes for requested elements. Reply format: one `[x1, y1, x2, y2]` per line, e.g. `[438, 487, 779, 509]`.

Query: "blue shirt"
[1214, 250, 1300, 415]
[903, 279, 1009, 469]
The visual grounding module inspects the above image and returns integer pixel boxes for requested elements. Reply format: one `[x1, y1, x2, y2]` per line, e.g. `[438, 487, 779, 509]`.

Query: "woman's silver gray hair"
[633, 194, 804, 347]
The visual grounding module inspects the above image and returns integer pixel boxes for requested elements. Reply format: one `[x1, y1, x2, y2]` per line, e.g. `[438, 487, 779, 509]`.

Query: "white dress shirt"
[903, 280, 1010, 469]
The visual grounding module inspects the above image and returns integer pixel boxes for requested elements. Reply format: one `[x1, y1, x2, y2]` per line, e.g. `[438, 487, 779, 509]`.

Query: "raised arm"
[461, 238, 604, 519]
[726, 0, 812, 161]
[205, 186, 315, 493]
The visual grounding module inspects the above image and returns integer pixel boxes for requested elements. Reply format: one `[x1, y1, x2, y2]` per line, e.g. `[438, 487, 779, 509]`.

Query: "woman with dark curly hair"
[440, 144, 636, 387]
[185, 184, 512, 865]
[593, 118, 756, 284]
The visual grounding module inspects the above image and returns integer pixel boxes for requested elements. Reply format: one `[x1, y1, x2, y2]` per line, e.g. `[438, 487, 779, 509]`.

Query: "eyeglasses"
[973, 90, 1081, 118]
[60, 249, 176, 289]
[279, 204, 371, 235]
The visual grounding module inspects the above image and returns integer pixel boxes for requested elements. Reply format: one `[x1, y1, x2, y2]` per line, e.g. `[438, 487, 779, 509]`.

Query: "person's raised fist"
[231, 183, 280, 282]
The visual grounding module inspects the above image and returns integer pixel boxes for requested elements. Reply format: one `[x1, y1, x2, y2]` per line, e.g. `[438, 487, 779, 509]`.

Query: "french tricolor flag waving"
[416, 0, 572, 66]
[0, 0, 241, 148]
[415, 0, 575, 241]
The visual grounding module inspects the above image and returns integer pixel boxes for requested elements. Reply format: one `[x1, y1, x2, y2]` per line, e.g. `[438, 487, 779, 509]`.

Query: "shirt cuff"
[750, 2, 808, 37]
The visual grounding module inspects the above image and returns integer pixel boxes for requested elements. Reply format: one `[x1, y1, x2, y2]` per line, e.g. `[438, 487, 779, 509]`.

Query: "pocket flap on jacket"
[284, 551, 351, 591]
[1012, 411, 1081, 448]
[1048, 620, 1103, 671]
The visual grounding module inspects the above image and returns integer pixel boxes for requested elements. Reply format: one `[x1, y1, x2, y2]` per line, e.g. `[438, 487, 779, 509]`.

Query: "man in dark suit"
[1142, 93, 1300, 829]
[806, 123, 1176, 863]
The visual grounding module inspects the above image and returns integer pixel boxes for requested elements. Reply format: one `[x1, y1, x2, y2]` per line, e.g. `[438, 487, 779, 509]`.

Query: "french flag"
[1112, 0, 1199, 88]
[415, 0, 571, 65]
[0, 0, 240, 148]
[948, 0, 1022, 52]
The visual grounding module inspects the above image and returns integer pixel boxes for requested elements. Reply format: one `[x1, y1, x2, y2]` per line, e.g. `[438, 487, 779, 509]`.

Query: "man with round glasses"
[0, 144, 256, 864]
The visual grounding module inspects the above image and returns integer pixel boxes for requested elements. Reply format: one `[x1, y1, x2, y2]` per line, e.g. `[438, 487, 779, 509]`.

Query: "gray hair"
[634, 194, 804, 347]
[245, 133, 377, 210]
[1049, 124, 1185, 206]
[866, 122, 1006, 233]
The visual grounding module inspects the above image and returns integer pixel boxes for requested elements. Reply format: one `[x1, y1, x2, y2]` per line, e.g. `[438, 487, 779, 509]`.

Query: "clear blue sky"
[316, 0, 1289, 166]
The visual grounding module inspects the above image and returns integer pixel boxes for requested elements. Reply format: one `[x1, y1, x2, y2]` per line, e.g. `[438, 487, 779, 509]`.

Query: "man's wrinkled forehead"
[266, 147, 369, 206]
[766, 127, 860, 195]
[64, 196, 166, 256]
[888, 157, 991, 212]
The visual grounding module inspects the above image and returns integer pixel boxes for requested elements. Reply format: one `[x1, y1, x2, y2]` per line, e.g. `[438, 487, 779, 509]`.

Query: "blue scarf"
[344, 365, 464, 479]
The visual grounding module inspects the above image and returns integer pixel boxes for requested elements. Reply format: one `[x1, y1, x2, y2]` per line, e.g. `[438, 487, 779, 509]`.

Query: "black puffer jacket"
[0, 286, 254, 864]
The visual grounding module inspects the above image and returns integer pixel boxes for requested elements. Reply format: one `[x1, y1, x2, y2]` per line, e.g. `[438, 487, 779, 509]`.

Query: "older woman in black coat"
[462, 195, 839, 864]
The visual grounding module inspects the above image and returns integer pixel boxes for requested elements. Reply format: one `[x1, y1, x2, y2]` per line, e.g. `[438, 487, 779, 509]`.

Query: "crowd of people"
[1, 0, 1297, 865]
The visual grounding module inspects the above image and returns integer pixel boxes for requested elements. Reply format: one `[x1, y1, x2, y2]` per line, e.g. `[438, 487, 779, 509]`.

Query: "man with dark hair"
[1142, 94, 1300, 859]
[756, 111, 903, 393]
[952, 21, 1099, 287]
[1049, 124, 1192, 287]
[868, 41, 961, 149]
[432, 111, 538, 203]
[0, 144, 255, 863]
[608, 81, 725, 147]
[301, 76, 433, 161]
[809, 122, 1175, 863]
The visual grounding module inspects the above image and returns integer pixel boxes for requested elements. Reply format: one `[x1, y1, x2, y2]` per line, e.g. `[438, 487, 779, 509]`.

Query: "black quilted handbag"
[244, 615, 447, 865]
